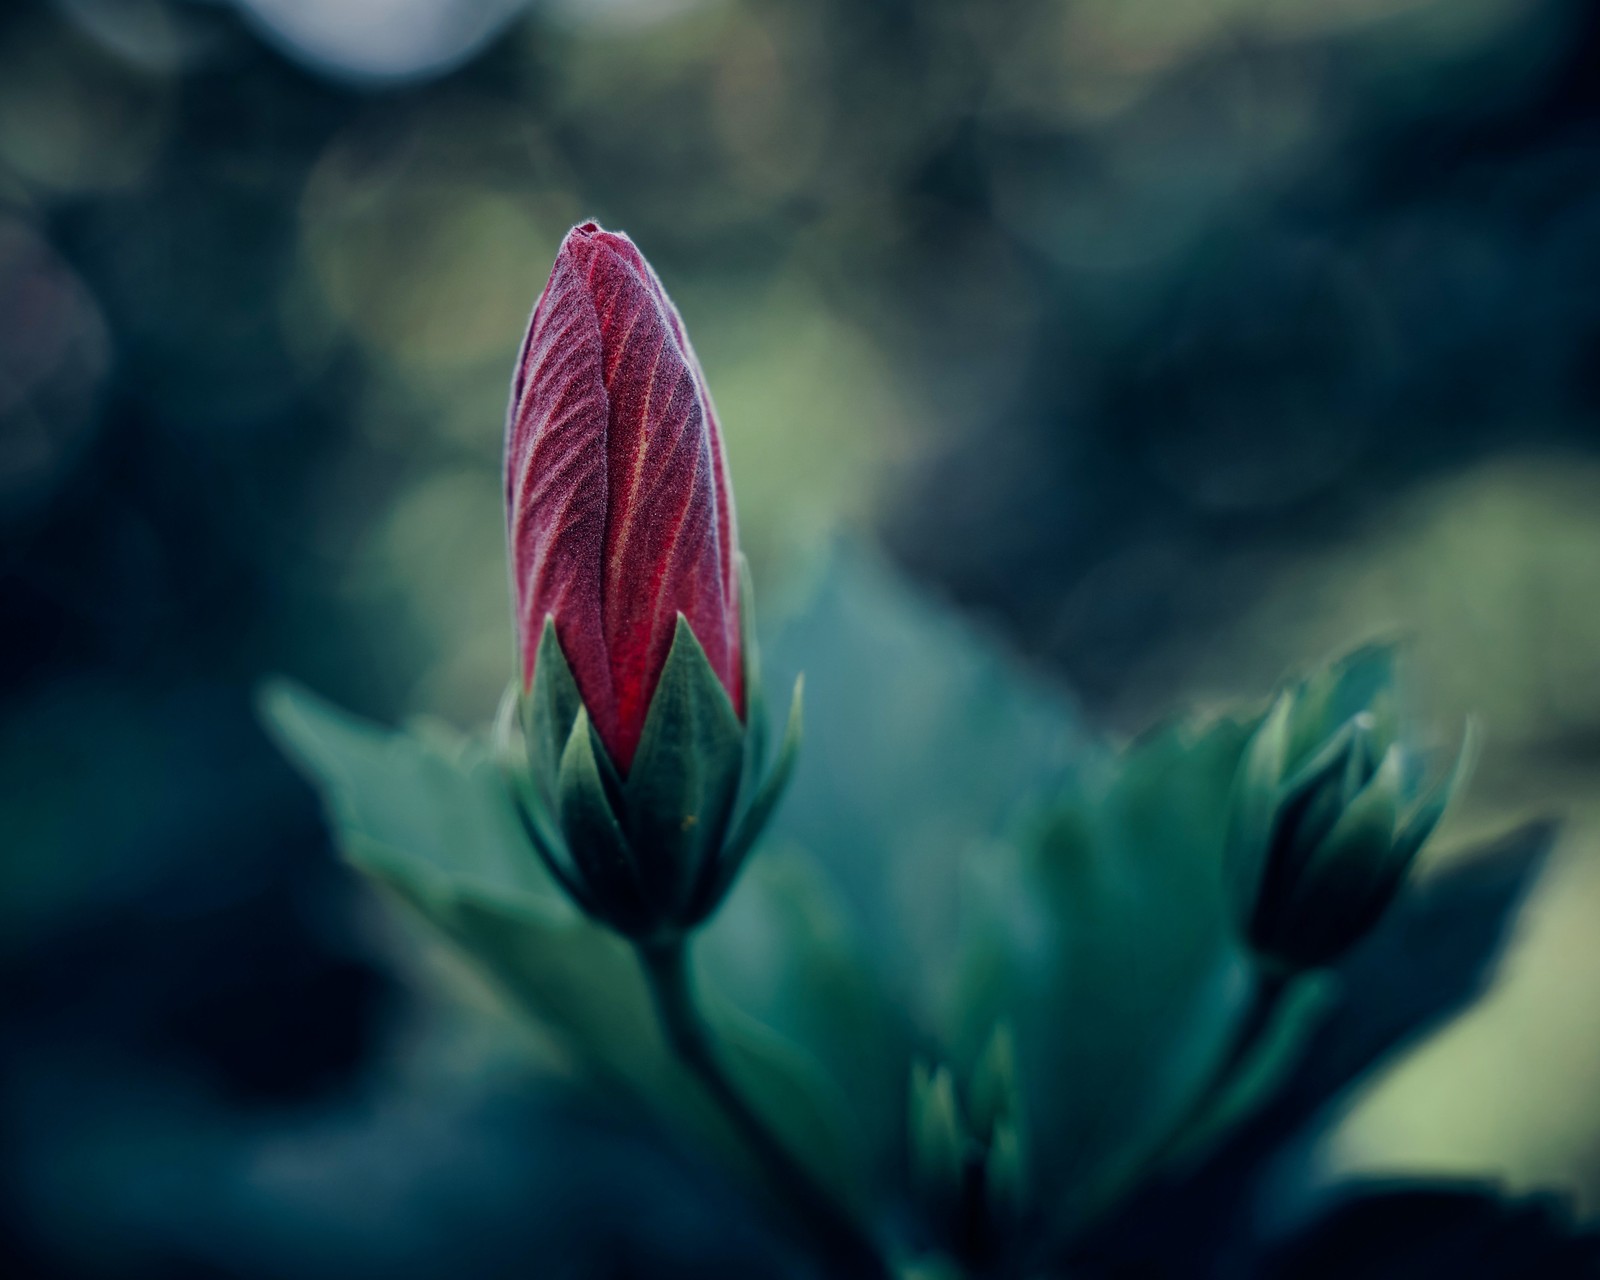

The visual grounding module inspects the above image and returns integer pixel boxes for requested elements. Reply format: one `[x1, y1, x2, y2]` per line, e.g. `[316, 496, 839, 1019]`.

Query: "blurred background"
[3, 0, 1599, 1275]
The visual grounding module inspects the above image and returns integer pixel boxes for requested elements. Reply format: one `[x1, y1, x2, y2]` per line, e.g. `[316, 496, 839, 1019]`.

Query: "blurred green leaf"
[700, 975, 871, 1215]
[701, 844, 912, 1185]
[1069, 823, 1562, 1275]
[261, 679, 663, 1078]
[261, 679, 868, 1214]
[952, 713, 1261, 1231]
[762, 548, 1092, 1022]
[261, 678, 557, 907]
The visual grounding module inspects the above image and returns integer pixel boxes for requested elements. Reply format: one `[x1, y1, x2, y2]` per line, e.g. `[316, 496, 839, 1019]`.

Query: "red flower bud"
[506, 223, 743, 772]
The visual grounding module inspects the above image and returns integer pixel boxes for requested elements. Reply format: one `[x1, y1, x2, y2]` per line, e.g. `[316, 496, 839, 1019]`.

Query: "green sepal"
[1270, 718, 1366, 880]
[522, 618, 585, 803]
[1294, 746, 1403, 902]
[505, 610, 797, 939]
[696, 672, 803, 918]
[1279, 745, 1405, 963]
[1393, 717, 1479, 866]
[736, 553, 770, 785]
[557, 707, 649, 933]
[494, 680, 591, 909]
[625, 615, 747, 923]
[1340, 717, 1379, 804]
[1324, 642, 1399, 731]
[1288, 642, 1398, 765]
[1329, 724, 1477, 953]
[1278, 715, 1362, 806]
[1225, 692, 1292, 920]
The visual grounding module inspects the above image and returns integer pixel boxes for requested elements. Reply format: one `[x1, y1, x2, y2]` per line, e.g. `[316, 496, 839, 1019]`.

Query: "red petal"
[506, 223, 743, 771]
[507, 232, 618, 745]
[586, 229, 742, 706]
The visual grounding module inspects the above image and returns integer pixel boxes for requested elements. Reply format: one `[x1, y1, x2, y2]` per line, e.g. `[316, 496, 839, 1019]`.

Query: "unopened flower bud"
[1226, 647, 1475, 970]
[499, 222, 799, 941]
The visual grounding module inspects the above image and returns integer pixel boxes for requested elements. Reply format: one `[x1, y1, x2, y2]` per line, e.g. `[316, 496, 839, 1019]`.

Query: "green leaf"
[626, 616, 747, 919]
[260, 680, 676, 1098]
[262, 679, 555, 906]
[262, 680, 874, 1209]
[449, 897, 862, 1210]
[441, 890, 673, 1089]
[760, 547, 1091, 1018]
[710, 999, 872, 1216]
[958, 714, 1256, 1234]
[699, 845, 910, 1184]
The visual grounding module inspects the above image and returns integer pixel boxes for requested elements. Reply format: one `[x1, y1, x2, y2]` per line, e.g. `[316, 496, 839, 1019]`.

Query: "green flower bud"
[908, 1026, 1029, 1266]
[495, 565, 801, 943]
[910, 1061, 966, 1205]
[1226, 646, 1475, 970]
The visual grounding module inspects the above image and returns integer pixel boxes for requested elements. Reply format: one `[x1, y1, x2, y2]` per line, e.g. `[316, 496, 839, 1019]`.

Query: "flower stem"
[1126, 963, 1295, 1185]
[637, 938, 891, 1280]
[1042, 964, 1296, 1264]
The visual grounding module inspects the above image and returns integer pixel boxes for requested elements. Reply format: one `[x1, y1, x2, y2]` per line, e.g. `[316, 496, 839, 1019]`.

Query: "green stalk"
[1040, 965, 1295, 1264]
[637, 939, 891, 1280]
[1149, 964, 1293, 1163]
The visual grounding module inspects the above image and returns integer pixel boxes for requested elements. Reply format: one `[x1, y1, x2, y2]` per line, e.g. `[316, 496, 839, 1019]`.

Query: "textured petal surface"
[507, 222, 741, 770]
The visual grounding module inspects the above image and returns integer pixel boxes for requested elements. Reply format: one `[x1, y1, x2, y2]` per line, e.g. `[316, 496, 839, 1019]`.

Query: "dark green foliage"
[1263, 1183, 1600, 1279]
[1069, 823, 1561, 1278]
[947, 711, 1258, 1248]
[263, 575, 1582, 1280]
[262, 677, 868, 1216]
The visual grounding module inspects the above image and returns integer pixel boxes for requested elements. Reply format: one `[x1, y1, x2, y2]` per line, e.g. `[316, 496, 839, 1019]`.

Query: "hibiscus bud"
[909, 1026, 1028, 1267]
[1225, 646, 1476, 970]
[499, 222, 799, 941]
